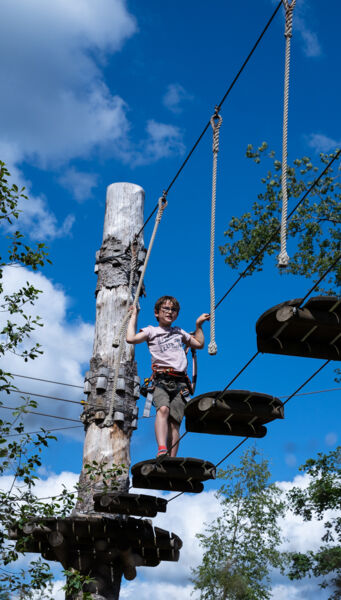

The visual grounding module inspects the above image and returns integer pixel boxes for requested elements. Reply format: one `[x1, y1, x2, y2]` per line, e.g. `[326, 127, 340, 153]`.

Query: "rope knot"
[277, 250, 290, 268]
[208, 341, 218, 356]
[156, 194, 168, 224]
[210, 109, 223, 155]
[283, 0, 296, 38]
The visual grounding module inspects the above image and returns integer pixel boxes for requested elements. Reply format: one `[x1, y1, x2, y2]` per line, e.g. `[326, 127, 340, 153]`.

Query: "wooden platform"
[93, 491, 167, 517]
[131, 456, 216, 493]
[185, 389, 283, 437]
[256, 296, 341, 361]
[9, 514, 182, 580]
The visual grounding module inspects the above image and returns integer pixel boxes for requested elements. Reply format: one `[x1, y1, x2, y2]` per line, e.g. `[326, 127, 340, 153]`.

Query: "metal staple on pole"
[208, 108, 222, 355]
[278, 0, 296, 268]
[104, 195, 168, 426]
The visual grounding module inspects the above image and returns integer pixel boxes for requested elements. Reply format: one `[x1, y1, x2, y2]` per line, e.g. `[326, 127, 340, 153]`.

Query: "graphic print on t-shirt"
[141, 325, 191, 373]
[158, 329, 183, 353]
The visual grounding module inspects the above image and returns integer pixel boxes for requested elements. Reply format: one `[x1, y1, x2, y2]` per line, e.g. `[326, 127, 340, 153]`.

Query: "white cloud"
[58, 167, 99, 202]
[0, 266, 93, 438]
[121, 581, 198, 599]
[1, 470, 79, 499]
[295, 15, 322, 58]
[123, 120, 185, 167]
[290, 1, 322, 58]
[0, 0, 137, 238]
[0, 143, 74, 240]
[325, 432, 338, 446]
[0, 0, 136, 167]
[273, 0, 322, 58]
[271, 580, 329, 600]
[163, 83, 193, 114]
[285, 452, 297, 467]
[18, 192, 75, 240]
[3, 472, 337, 599]
[307, 133, 341, 153]
[277, 473, 337, 553]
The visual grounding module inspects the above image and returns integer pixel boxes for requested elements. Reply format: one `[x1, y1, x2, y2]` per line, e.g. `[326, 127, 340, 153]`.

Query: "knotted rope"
[104, 195, 168, 426]
[278, 0, 296, 268]
[208, 108, 222, 355]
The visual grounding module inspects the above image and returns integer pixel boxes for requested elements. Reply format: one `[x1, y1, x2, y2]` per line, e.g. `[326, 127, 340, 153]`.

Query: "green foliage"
[0, 161, 62, 596]
[191, 447, 285, 600]
[284, 447, 341, 599]
[83, 459, 127, 489]
[220, 144, 341, 294]
[0, 558, 54, 599]
[63, 569, 95, 600]
[0, 161, 51, 392]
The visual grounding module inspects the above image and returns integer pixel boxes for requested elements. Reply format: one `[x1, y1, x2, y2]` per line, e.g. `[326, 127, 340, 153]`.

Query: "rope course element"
[208, 108, 223, 356]
[160, 253, 340, 471]
[105, 242, 138, 426]
[9, 389, 83, 406]
[278, 0, 296, 268]
[215, 148, 341, 310]
[4, 425, 83, 438]
[7, 375, 341, 404]
[0, 405, 80, 423]
[104, 195, 168, 427]
[112, 241, 138, 349]
[10, 374, 83, 389]
[167, 357, 332, 505]
[135, 0, 283, 240]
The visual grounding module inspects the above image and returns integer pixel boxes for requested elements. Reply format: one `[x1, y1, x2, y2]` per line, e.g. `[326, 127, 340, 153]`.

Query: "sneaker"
[156, 446, 168, 458]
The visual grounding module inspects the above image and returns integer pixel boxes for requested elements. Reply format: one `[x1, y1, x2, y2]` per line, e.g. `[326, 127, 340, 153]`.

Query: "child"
[126, 296, 210, 457]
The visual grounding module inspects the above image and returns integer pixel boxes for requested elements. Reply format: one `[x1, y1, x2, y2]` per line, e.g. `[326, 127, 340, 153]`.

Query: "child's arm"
[126, 306, 149, 344]
[189, 313, 210, 349]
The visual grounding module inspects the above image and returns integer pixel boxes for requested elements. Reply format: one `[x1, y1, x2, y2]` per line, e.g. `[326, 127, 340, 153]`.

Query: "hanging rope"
[112, 242, 138, 349]
[278, 0, 296, 268]
[104, 195, 168, 426]
[208, 107, 222, 355]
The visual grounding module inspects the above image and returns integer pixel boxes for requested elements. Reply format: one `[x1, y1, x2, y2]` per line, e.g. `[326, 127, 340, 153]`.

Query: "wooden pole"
[73, 182, 145, 599]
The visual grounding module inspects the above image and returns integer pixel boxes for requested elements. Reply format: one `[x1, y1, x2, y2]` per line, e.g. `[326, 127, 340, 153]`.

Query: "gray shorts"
[153, 375, 189, 424]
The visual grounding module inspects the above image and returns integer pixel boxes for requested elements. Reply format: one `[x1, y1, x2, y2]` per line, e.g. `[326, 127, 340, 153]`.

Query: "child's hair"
[154, 296, 180, 319]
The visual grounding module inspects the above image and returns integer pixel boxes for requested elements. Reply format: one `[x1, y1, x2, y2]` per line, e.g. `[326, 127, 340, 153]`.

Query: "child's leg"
[155, 405, 170, 450]
[168, 417, 180, 457]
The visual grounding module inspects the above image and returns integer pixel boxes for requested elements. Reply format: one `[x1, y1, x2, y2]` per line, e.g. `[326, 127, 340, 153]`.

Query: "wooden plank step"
[131, 456, 215, 493]
[185, 390, 283, 437]
[93, 492, 167, 517]
[9, 514, 182, 570]
[256, 295, 341, 361]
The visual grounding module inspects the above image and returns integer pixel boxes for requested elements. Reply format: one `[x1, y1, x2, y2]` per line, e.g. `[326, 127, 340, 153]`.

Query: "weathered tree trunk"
[71, 182, 145, 599]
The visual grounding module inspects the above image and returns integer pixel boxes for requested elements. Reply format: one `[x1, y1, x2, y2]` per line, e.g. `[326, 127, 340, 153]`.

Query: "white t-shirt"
[140, 325, 192, 373]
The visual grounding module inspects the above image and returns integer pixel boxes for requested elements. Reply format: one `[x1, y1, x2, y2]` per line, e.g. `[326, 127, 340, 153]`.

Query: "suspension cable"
[215, 148, 341, 310]
[8, 389, 83, 406]
[9, 373, 83, 389]
[135, 1, 284, 239]
[167, 358, 332, 504]
[0, 405, 80, 423]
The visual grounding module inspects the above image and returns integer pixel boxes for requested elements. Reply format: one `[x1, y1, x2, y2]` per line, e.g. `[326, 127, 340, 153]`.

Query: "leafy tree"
[191, 446, 285, 600]
[0, 162, 125, 599]
[284, 446, 341, 599]
[0, 160, 52, 392]
[220, 143, 341, 294]
[0, 162, 78, 598]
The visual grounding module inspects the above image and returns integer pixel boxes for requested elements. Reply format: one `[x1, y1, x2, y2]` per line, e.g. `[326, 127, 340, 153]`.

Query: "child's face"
[155, 300, 179, 327]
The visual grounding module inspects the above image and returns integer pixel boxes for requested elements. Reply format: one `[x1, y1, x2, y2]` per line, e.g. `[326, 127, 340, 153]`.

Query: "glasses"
[160, 306, 177, 313]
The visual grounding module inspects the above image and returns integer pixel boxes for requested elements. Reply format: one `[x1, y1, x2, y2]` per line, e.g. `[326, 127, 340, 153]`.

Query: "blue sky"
[1, 0, 340, 598]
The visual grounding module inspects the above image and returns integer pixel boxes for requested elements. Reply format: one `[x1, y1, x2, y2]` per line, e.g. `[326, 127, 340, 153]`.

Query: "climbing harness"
[278, 0, 296, 268]
[141, 346, 197, 418]
[142, 367, 191, 419]
[104, 194, 168, 427]
[208, 107, 223, 354]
